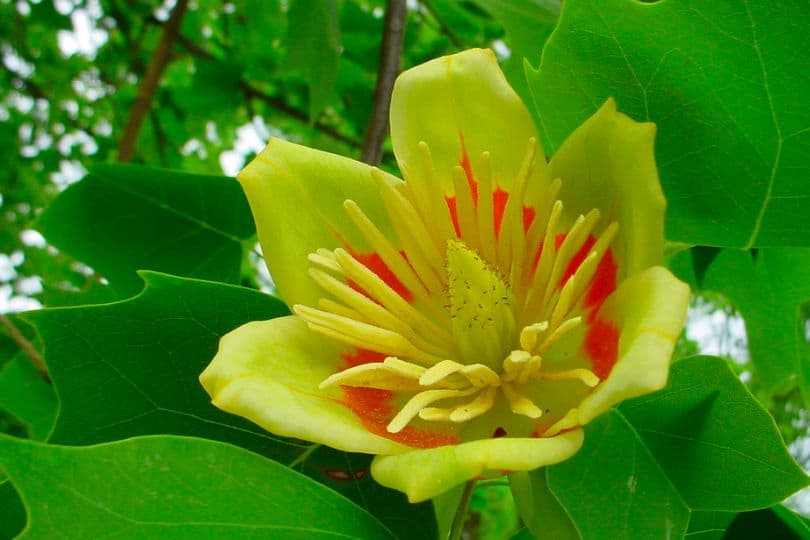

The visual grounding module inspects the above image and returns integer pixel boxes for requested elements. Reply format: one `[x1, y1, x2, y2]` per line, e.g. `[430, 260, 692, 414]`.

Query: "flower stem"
[448, 480, 477, 540]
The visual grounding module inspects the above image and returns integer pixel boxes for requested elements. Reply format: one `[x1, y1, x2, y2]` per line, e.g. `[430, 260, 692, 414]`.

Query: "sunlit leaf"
[528, 0, 810, 247]
[0, 434, 395, 539]
[37, 165, 255, 297]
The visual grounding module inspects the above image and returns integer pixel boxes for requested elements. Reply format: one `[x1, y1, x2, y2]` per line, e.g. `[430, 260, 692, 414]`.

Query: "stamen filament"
[452, 165, 480, 248]
[534, 368, 600, 387]
[333, 248, 455, 349]
[293, 305, 443, 365]
[372, 169, 446, 292]
[449, 386, 497, 422]
[343, 199, 432, 303]
[476, 152, 497, 265]
[501, 382, 544, 418]
[388, 387, 479, 433]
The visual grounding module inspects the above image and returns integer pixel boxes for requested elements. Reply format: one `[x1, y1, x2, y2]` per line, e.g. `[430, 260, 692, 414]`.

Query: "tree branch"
[116, 0, 189, 162]
[0, 315, 50, 384]
[361, 0, 407, 165]
[240, 81, 362, 149]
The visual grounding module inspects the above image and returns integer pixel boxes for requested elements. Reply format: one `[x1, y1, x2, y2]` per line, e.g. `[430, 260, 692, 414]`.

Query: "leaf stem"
[448, 480, 476, 540]
[0, 314, 50, 384]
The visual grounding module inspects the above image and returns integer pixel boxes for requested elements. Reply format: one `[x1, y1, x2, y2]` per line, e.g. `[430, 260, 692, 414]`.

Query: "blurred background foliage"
[0, 0, 807, 538]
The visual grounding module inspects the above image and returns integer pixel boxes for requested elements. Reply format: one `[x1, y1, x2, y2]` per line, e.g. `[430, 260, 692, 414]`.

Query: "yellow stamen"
[449, 386, 497, 422]
[452, 165, 480, 249]
[534, 368, 600, 387]
[502, 382, 544, 418]
[476, 151, 497, 264]
[387, 387, 479, 433]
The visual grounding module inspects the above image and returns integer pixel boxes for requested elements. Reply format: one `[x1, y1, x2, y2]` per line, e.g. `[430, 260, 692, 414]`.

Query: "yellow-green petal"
[371, 429, 584, 502]
[390, 48, 548, 194]
[200, 315, 410, 455]
[550, 98, 664, 277]
[238, 138, 401, 307]
[577, 266, 690, 425]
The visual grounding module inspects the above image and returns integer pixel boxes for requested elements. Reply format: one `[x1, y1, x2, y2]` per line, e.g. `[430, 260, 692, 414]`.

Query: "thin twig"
[421, 0, 464, 49]
[0, 315, 50, 384]
[361, 0, 407, 165]
[240, 82, 362, 148]
[116, 0, 189, 162]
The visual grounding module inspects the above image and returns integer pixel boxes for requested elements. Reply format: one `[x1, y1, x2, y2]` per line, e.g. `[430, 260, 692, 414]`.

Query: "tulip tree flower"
[200, 48, 690, 503]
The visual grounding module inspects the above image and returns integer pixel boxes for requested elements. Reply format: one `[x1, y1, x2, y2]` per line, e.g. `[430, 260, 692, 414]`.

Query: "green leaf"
[621, 356, 808, 510]
[37, 164, 255, 297]
[0, 355, 56, 441]
[528, 0, 810, 248]
[297, 446, 438, 540]
[469, 0, 560, 108]
[0, 480, 25, 539]
[22, 272, 296, 461]
[286, 0, 340, 121]
[725, 505, 810, 539]
[511, 469, 580, 540]
[0, 434, 395, 539]
[532, 357, 807, 538]
[704, 249, 810, 407]
[685, 510, 737, 540]
[548, 410, 691, 540]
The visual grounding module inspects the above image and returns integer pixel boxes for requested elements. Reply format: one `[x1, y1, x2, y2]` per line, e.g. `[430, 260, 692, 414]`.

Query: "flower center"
[294, 138, 619, 436]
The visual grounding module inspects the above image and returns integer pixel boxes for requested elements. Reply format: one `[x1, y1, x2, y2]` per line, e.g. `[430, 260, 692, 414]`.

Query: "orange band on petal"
[582, 318, 620, 379]
[342, 386, 459, 449]
[348, 250, 413, 302]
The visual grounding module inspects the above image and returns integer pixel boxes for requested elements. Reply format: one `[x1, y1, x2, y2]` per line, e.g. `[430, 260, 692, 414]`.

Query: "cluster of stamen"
[293, 138, 619, 436]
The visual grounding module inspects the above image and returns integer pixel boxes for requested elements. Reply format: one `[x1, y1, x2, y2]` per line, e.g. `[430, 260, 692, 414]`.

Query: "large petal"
[371, 429, 584, 502]
[390, 48, 548, 194]
[238, 138, 400, 307]
[200, 315, 410, 455]
[577, 266, 690, 426]
[550, 99, 664, 278]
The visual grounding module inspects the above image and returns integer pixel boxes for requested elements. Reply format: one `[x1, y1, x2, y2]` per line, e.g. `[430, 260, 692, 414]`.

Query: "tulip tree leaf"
[469, 0, 560, 107]
[286, 0, 340, 121]
[37, 164, 255, 297]
[685, 511, 737, 540]
[537, 357, 807, 539]
[724, 505, 810, 539]
[511, 469, 580, 540]
[547, 410, 691, 540]
[0, 354, 56, 441]
[22, 272, 297, 462]
[620, 356, 807, 510]
[528, 0, 810, 248]
[703, 249, 810, 407]
[0, 480, 25, 539]
[0, 434, 395, 540]
[297, 446, 438, 540]
[21, 272, 424, 537]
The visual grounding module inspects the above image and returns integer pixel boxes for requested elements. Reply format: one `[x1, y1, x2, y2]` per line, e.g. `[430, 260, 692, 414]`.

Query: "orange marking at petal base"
[585, 249, 616, 312]
[339, 350, 459, 448]
[583, 318, 619, 379]
[493, 189, 535, 237]
[556, 233, 596, 287]
[342, 386, 458, 448]
[445, 195, 461, 237]
[553, 233, 617, 314]
[458, 138, 479, 205]
[348, 250, 413, 302]
[342, 348, 387, 368]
